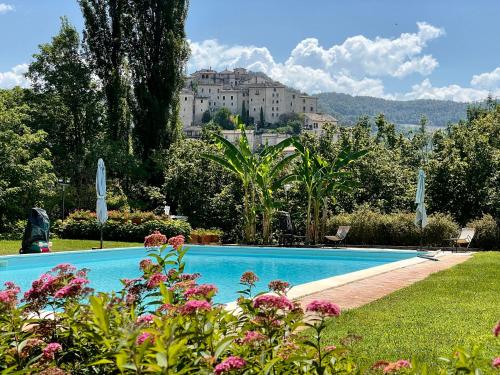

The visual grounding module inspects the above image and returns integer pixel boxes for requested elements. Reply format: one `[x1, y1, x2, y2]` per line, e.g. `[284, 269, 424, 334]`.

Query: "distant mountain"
[316, 92, 471, 127]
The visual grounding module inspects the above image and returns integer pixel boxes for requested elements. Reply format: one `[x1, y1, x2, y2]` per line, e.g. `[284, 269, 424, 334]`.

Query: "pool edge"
[225, 254, 435, 311]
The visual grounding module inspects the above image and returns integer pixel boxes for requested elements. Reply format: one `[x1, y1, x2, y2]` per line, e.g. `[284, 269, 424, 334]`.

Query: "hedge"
[57, 211, 191, 242]
[467, 214, 500, 249]
[326, 209, 459, 247]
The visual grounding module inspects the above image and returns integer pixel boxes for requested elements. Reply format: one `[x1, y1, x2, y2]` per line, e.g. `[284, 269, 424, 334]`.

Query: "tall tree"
[79, 0, 132, 154]
[127, 0, 190, 173]
[26, 18, 103, 202]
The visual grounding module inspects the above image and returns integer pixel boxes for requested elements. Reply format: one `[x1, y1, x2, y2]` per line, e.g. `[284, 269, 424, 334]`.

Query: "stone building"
[181, 68, 318, 128]
[303, 113, 338, 137]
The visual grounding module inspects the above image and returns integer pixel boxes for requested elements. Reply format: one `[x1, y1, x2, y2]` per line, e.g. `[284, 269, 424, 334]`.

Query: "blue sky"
[1, 0, 499, 101]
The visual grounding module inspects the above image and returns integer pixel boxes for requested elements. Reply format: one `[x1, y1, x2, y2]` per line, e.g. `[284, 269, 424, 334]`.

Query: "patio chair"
[447, 227, 475, 252]
[276, 211, 305, 246]
[325, 226, 350, 247]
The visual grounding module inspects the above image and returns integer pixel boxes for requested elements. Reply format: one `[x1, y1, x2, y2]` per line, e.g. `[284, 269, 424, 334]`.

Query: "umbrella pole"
[100, 224, 103, 249]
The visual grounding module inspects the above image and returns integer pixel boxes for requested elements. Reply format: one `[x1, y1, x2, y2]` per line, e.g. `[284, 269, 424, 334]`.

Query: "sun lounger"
[277, 211, 305, 246]
[325, 226, 350, 247]
[447, 227, 475, 252]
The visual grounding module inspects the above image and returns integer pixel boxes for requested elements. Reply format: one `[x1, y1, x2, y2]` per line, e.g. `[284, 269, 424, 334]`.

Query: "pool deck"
[297, 252, 471, 312]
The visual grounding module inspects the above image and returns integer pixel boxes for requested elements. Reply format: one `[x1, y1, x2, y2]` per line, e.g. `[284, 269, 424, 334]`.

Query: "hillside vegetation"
[316, 92, 470, 126]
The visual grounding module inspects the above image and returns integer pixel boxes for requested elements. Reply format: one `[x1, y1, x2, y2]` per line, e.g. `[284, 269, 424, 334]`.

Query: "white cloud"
[188, 22, 446, 97]
[0, 64, 30, 89]
[393, 78, 498, 102]
[0, 3, 14, 14]
[471, 67, 500, 90]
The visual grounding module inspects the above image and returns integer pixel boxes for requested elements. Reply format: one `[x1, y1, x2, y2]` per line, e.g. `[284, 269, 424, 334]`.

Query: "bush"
[467, 214, 499, 249]
[327, 208, 459, 246]
[58, 210, 191, 242]
[0, 239, 497, 374]
[0, 220, 25, 240]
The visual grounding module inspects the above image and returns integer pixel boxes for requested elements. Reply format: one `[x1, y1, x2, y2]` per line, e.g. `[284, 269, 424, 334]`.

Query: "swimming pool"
[0, 246, 419, 303]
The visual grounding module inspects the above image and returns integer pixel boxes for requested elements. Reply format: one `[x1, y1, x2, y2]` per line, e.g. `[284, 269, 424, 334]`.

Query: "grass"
[320, 252, 500, 366]
[0, 239, 143, 256]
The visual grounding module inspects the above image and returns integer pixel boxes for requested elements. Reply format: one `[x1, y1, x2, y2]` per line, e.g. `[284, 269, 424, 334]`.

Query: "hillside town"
[180, 68, 338, 147]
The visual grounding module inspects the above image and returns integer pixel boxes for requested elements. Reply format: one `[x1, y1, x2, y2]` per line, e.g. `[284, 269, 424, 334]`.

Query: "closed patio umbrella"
[415, 169, 428, 249]
[96, 158, 108, 249]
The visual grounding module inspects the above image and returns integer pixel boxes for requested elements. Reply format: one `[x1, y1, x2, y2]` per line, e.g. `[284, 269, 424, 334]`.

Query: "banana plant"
[291, 138, 367, 244]
[202, 119, 258, 243]
[254, 137, 298, 244]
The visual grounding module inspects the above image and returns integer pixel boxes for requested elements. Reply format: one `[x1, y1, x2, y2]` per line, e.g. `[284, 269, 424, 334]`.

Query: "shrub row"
[327, 209, 499, 249]
[57, 211, 191, 242]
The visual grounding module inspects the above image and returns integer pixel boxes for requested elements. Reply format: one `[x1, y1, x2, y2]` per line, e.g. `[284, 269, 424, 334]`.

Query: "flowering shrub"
[0, 232, 497, 374]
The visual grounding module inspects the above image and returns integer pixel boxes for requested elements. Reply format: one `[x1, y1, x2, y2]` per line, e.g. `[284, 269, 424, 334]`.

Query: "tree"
[0, 88, 56, 229]
[26, 18, 104, 201]
[241, 101, 247, 125]
[201, 109, 212, 124]
[259, 106, 265, 126]
[127, 0, 190, 172]
[79, 0, 132, 155]
[213, 107, 234, 129]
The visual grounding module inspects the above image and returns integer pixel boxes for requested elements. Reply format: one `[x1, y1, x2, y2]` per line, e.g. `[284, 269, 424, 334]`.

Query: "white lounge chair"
[325, 226, 350, 247]
[448, 227, 475, 251]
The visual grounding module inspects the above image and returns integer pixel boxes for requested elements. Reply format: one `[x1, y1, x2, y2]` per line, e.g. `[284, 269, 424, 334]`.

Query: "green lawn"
[0, 239, 143, 256]
[320, 252, 500, 366]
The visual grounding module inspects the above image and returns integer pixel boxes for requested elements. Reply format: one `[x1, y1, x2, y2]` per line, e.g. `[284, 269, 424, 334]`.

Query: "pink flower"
[136, 314, 154, 325]
[268, 280, 290, 294]
[144, 231, 167, 248]
[146, 273, 168, 289]
[184, 284, 218, 300]
[253, 294, 293, 310]
[136, 332, 155, 345]
[0, 281, 20, 308]
[214, 356, 246, 375]
[493, 321, 500, 337]
[492, 357, 500, 368]
[179, 272, 201, 281]
[240, 271, 259, 285]
[157, 303, 173, 313]
[383, 359, 411, 373]
[54, 277, 90, 299]
[51, 264, 76, 273]
[168, 235, 185, 250]
[179, 300, 212, 315]
[306, 300, 341, 317]
[241, 331, 265, 344]
[42, 343, 62, 360]
[325, 345, 337, 352]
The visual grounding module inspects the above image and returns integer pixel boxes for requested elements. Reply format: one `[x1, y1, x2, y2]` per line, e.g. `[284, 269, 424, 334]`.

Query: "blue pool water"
[0, 246, 418, 303]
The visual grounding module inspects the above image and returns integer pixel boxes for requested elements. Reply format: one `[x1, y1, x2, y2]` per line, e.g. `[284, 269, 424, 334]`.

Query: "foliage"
[161, 138, 242, 241]
[79, 0, 132, 154]
[203, 121, 297, 244]
[127, 0, 190, 171]
[316, 91, 469, 127]
[212, 107, 235, 129]
[0, 239, 498, 374]
[326, 208, 459, 246]
[0, 88, 57, 231]
[427, 104, 500, 224]
[26, 18, 109, 208]
[57, 210, 191, 242]
[467, 214, 499, 249]
[290, 138, 367, 244]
